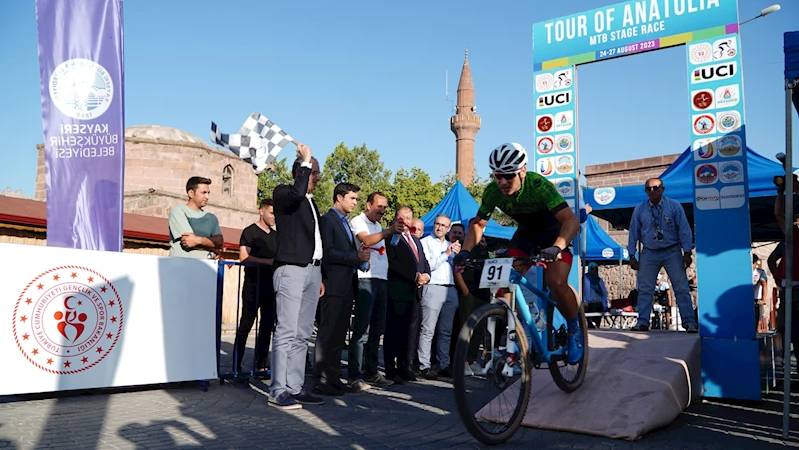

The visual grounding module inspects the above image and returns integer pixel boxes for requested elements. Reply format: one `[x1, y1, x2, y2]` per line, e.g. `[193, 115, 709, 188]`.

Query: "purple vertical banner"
[35, 0, 125, 251]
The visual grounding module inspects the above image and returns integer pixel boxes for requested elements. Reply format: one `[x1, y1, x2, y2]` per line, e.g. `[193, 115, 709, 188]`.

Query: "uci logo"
[537, 92, 571, 110]
[692, 62, 736, 85]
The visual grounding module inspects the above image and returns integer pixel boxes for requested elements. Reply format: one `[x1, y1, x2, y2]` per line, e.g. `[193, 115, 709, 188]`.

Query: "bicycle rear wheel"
[546, 300, 588, 393]
[453, 303, 531, 445]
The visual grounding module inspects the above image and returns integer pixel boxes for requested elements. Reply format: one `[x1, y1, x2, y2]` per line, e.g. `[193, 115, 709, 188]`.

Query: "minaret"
[450, 50, 481, 187]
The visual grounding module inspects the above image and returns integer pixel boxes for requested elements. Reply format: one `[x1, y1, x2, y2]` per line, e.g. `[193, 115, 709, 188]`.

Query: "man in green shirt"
[168, 176, 224, 259]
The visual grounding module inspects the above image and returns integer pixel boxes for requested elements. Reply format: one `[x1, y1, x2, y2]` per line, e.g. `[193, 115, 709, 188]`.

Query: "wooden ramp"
[523, 330, 701, 440]
[480, 330, 702, 440]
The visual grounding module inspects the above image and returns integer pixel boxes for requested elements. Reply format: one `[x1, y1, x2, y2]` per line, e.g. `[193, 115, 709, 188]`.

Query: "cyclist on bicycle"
[455, 142, 583, 364]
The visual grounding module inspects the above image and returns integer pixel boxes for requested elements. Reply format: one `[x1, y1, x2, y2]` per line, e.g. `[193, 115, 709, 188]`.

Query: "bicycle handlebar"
[454, 255, 548, 272]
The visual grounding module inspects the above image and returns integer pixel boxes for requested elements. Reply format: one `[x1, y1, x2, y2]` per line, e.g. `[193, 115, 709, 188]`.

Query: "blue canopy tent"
[419, 181, 515, 240]
[584, 147, 796, 242]
[583, 215, 629, 264]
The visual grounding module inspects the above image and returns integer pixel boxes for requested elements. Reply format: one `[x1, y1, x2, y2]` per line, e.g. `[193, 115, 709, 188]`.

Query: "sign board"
[532, 0, 758, 400]
[533, 0, 740, 70]
[0, 243, 218, 395]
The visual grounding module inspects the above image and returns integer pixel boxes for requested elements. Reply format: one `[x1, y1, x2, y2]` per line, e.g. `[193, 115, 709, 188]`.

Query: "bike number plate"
[479, 258, 513, 288]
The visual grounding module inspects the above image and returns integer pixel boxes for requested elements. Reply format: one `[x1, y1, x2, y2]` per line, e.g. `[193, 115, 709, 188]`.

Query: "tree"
[314, 142, 393, 216]
[256, 159, 293, 204]
[440, 170, 488, 202]
[387, 167, 444, 223]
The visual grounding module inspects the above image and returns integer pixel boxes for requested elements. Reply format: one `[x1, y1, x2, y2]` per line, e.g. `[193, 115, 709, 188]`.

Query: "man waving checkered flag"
[210, 111, 295, 173]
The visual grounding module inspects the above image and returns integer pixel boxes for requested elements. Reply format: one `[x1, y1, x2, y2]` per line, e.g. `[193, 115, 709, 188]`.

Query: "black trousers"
[233, 280, 276, 372]
[313, 289, 353, 385]
[408, 297, 422, 370]
[385, 297, 414, 377]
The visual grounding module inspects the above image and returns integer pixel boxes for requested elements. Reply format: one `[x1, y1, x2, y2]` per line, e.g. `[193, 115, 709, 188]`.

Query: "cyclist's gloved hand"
[540, 246, 562, 262]
[453, 249, 473, 266]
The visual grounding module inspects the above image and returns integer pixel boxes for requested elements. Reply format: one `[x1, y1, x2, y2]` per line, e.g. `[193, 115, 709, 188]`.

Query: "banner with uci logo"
[532, 65, 582, 290]
[35, 0, 125, 251]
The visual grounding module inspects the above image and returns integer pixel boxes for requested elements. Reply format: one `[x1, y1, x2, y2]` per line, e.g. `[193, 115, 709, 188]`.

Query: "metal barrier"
[216, 260, 274, 384]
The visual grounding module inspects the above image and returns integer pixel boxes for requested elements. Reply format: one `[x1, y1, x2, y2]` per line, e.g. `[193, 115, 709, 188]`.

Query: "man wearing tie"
[384, 206, 430, 384]
[314, 182, 371, 396]
[269, 144, 326, 410]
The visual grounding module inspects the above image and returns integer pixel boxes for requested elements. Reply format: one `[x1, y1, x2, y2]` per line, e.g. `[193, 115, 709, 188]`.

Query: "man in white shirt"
[348, 192, 402, 389]
[418, 214, 461, 379]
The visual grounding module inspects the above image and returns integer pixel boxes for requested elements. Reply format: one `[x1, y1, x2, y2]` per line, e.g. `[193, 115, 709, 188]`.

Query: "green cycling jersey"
[477, 172, 567, 238]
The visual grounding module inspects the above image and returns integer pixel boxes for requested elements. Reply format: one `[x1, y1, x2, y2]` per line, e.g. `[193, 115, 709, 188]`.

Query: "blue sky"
[1, 0, 797, 196]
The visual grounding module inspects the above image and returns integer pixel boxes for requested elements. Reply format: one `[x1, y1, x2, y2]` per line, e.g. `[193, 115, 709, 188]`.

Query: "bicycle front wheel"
[547, 300, 588, 393]
[453, 303, 531, 445]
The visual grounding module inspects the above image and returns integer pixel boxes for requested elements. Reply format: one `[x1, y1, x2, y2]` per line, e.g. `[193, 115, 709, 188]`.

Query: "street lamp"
[740, 4, 781, 25]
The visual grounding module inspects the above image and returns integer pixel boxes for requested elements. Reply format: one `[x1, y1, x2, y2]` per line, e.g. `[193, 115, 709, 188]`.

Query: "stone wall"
[124, 190, 258, 230]
[584, 154, 680, 188]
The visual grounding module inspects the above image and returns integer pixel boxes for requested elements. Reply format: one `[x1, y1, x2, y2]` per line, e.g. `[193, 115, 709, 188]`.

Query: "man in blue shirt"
[627, 178, 698, 333]
[315, 182, 371, 396]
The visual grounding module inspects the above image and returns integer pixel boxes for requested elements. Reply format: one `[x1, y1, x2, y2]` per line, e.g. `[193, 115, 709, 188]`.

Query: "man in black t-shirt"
[234, 198, 278, 374]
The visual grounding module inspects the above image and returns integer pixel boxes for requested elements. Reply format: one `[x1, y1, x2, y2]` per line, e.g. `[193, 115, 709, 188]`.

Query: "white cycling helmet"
[489, 143, 528, 174]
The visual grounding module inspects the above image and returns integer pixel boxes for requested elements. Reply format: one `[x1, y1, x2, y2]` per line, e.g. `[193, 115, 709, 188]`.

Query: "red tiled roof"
[0, 196, 242, 248]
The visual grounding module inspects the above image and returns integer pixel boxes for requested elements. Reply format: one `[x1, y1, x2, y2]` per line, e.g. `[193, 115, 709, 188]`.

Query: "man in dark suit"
[269, 144, 326, 411]
[314, 182, 371, 396]
[384, 206, 430, 384]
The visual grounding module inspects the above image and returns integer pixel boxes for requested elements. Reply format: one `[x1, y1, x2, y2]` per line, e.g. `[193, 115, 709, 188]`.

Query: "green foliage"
[256, 159, 293, 204]
[258, 143, 514, 231]
[440, 170, 488, 202]
[386, 167, 444, 225]
[314, 142, 393, 216]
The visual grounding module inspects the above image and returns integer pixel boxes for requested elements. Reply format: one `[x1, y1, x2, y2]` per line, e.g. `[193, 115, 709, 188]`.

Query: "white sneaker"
[464, 362, 474, 377]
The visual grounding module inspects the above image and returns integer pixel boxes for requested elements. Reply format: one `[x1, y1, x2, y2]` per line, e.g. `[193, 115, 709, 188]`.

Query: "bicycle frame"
[488, 264, 567, 366]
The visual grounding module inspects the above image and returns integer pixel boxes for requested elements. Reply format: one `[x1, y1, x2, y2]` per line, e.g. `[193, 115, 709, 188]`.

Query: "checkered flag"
[210, 111, 294, 173]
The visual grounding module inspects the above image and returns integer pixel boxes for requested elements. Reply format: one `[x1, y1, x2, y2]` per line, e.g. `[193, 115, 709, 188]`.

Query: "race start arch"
[533, 0, 758, 400]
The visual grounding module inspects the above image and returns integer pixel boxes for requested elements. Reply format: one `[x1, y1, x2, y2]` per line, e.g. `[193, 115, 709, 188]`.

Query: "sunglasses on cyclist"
[645, 185, 662, 192]
[493, 172, 518, 181]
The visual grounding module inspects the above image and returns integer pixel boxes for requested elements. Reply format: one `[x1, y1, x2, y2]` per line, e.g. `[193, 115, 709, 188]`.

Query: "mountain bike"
[452, 255, 588, 445]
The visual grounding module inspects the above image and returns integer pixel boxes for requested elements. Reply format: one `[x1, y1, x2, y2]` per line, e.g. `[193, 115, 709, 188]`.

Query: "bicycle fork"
[488, 290, 518, 378]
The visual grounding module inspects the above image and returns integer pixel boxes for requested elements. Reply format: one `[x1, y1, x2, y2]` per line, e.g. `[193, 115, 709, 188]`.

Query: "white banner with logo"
[0, 243, 218, 395]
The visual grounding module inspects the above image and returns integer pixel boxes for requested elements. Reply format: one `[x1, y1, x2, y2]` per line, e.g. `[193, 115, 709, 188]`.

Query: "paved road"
[0, 334, 797, 449]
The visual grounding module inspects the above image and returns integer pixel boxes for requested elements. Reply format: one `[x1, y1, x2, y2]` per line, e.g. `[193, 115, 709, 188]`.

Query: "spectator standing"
[384, 206, 430, 384]
[627, 178, 698, 333]
[269, 144, 325, 410]
[454, 224, 492, 374]
[753, 255, 769, 333]
[313, 183, 371, 396]
[168, 176, 223, 259]
[348, 192, 401, 389]
[412, 219, 425, 239]
[583, 262, 608, 328]
[448, 223, 465, 244]
[233, 198, 277, 375]
[418, 215, 460, 379]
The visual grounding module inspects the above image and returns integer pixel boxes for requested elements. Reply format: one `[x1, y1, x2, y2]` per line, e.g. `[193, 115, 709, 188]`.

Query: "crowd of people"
[166, 144, 500, 410]
[164, 140, 798, 409]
